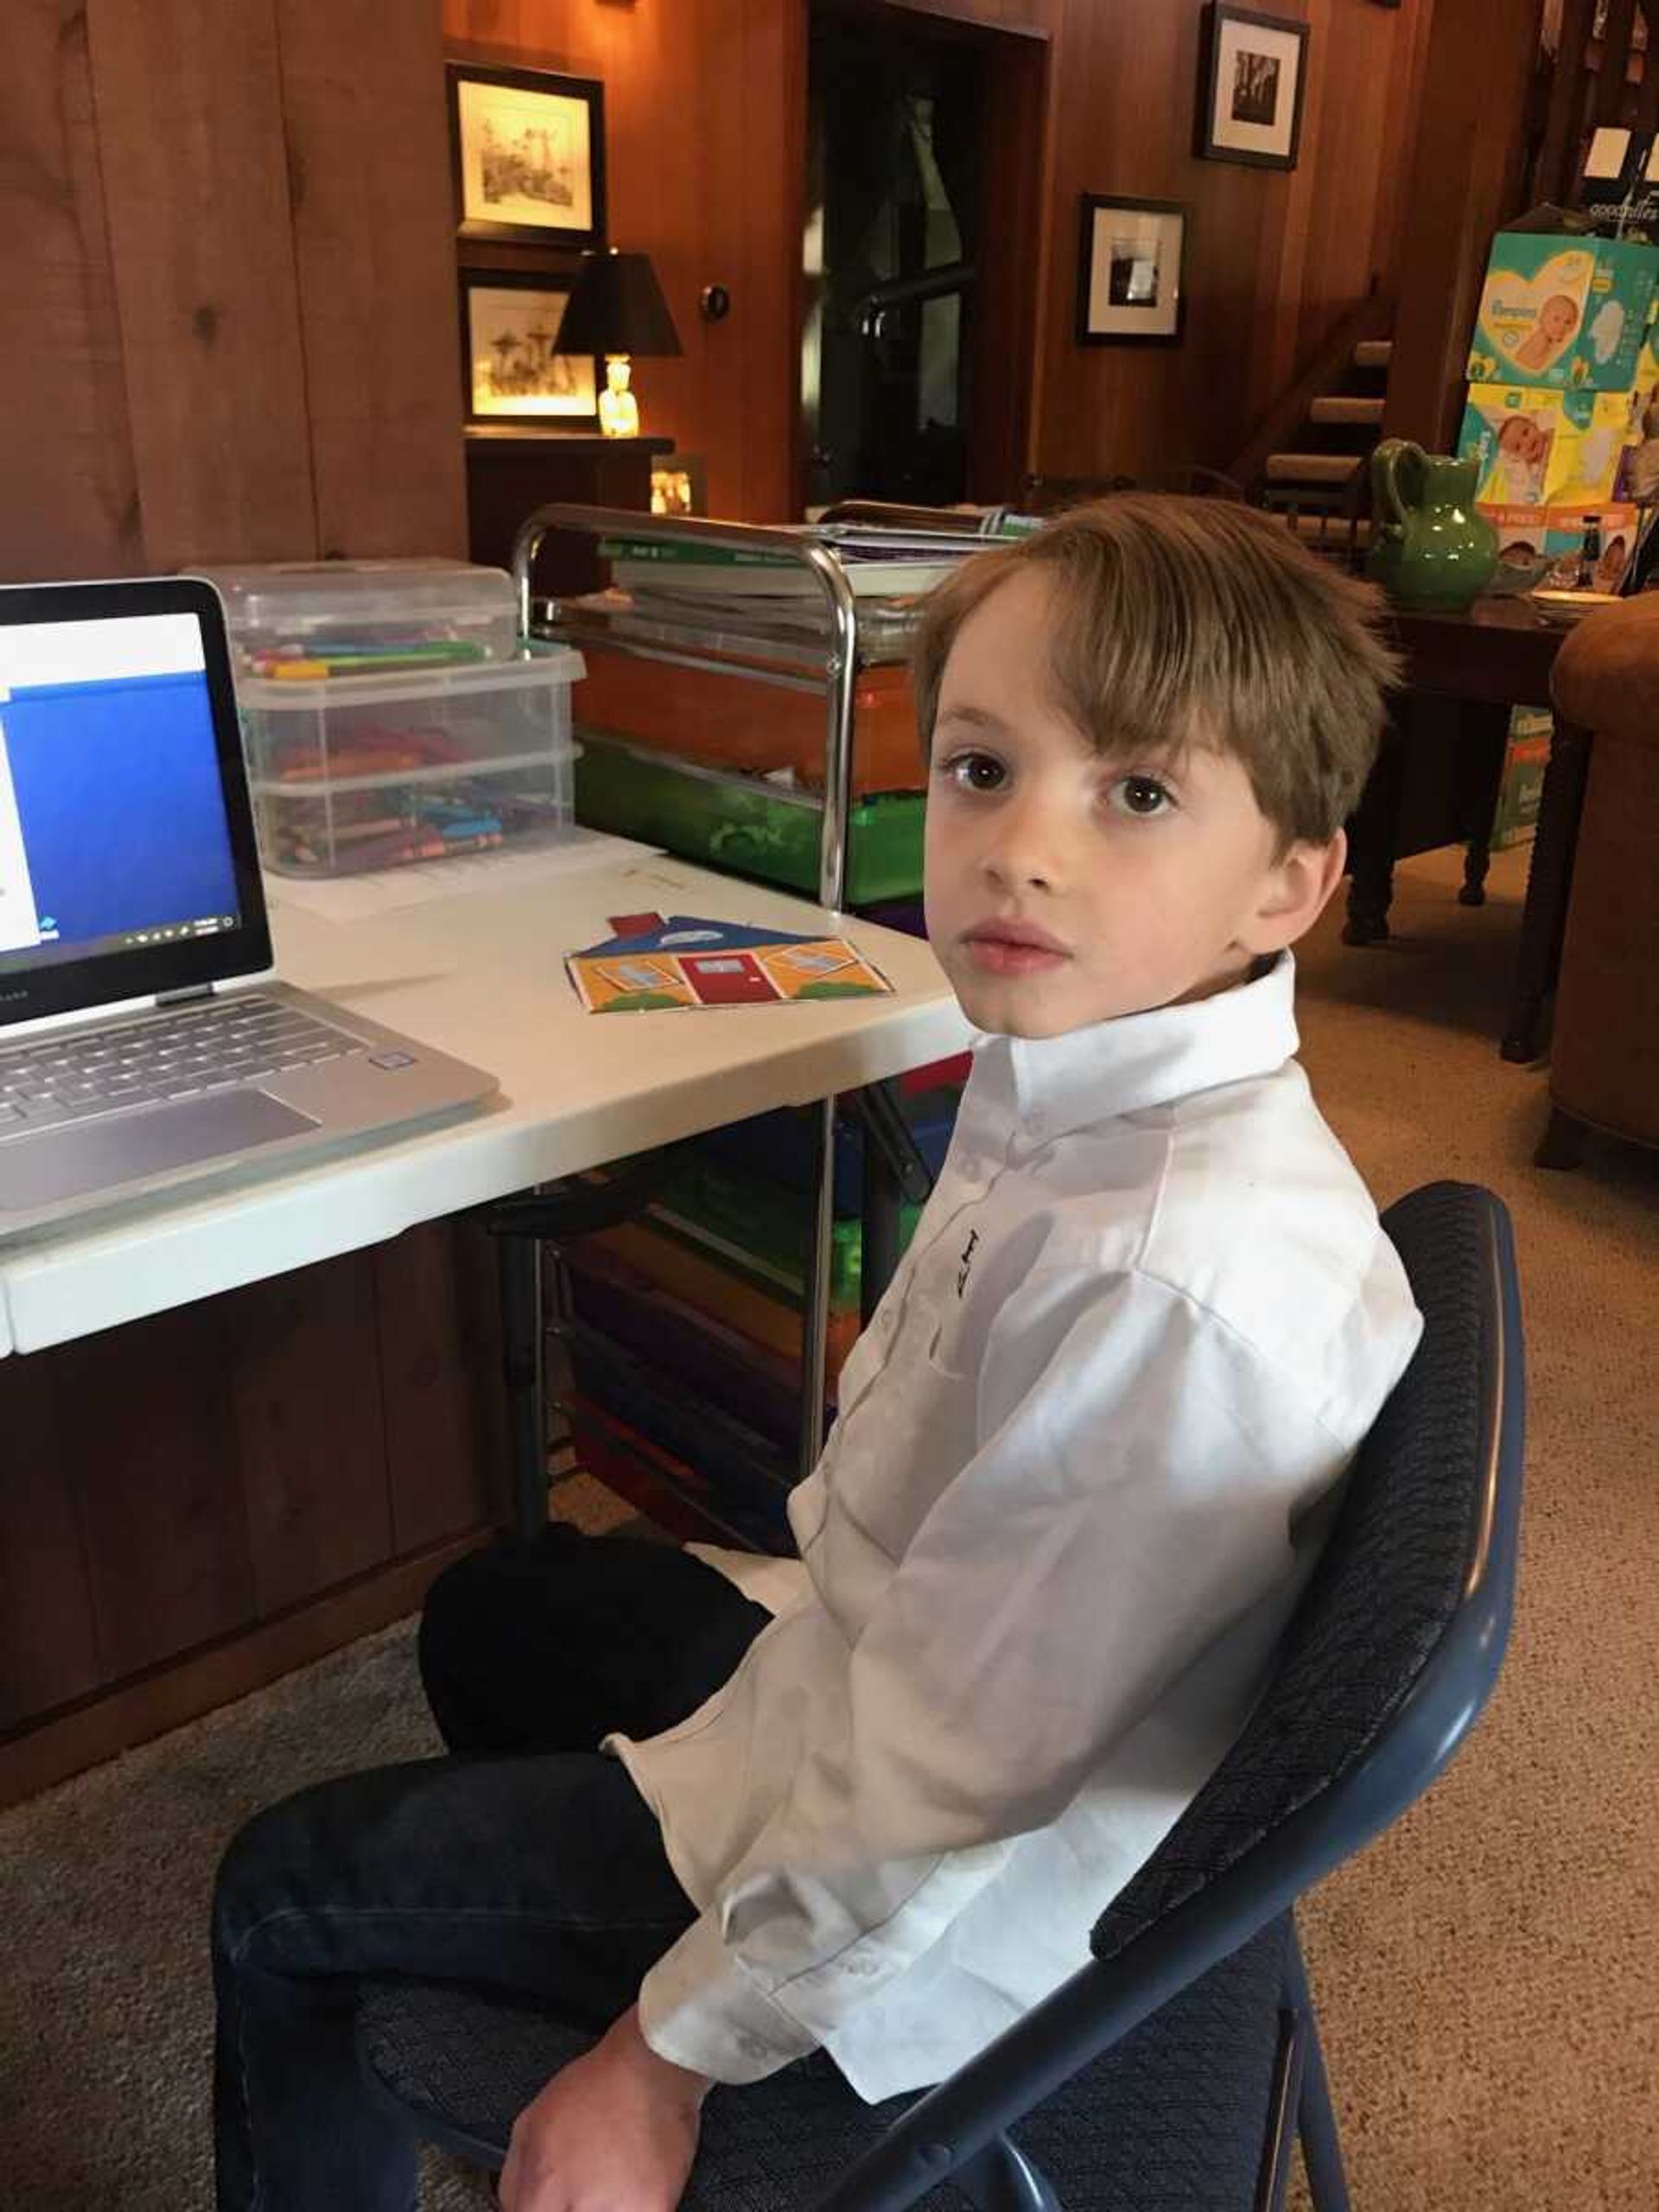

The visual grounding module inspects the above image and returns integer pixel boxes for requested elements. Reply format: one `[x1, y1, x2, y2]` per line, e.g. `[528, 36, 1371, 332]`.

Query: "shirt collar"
[967, 952, 1300, 1149]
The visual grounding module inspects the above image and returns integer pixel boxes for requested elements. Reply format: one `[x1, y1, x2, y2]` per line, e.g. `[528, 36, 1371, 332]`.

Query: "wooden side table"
[1344, 598, 1590, 1063]
[464, 429, 675, 599]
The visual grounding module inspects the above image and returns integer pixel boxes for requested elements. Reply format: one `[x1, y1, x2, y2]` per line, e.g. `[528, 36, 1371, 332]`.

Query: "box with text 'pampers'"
[1465, 232, 1659, 392]
[1459, 385, 1630, 512]
[1478, 501, 1639, 594]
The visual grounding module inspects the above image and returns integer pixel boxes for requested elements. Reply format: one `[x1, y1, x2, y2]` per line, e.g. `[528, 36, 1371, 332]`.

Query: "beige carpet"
[1, 845, 1655, 2210]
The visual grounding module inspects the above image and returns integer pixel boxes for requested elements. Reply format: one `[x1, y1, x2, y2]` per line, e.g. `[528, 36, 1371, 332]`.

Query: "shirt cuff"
[637, 1909, 819, 2083]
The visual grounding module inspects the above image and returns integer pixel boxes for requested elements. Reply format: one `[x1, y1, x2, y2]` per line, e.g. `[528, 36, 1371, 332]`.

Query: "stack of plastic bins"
[558, 1077, 964, 1549]
[185, 559, 583, 879]
[568, 637, 927, 904]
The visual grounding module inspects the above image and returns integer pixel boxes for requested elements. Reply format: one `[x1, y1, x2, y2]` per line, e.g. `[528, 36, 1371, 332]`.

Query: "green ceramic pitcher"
[1366, 439, 1498, 611]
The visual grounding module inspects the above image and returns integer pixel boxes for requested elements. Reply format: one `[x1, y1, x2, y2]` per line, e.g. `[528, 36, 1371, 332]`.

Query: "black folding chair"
[358, 1179, 1525, 2210]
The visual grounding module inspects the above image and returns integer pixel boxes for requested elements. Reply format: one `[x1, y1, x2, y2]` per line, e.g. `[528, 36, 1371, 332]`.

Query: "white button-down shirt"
[607, 955, 1421, 2101]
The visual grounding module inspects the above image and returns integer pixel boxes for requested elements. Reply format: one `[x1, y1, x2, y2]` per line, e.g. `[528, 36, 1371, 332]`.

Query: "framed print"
[650, 454, 709, 518]
[1076, 196, 1188, 346]
[448, 63, 607, 249]
[461, 271, 599, 427]
[1197, 5, 1309, 171]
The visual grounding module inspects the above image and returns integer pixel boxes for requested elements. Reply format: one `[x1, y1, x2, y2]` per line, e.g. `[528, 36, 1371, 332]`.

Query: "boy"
[213, 498, 1421, 2212]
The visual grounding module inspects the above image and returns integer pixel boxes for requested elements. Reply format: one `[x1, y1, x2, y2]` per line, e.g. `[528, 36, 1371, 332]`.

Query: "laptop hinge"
[156, 984, 216, 1007]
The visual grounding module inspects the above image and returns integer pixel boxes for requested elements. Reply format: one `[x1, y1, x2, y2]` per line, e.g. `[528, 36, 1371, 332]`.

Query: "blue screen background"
[2, 671, 239, 946]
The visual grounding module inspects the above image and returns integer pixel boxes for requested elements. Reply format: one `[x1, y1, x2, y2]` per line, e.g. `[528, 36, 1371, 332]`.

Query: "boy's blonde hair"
[912, 495, 1399, 848]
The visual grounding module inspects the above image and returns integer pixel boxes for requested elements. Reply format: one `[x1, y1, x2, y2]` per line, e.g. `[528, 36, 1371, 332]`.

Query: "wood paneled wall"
[1033, 0, 1432, 483]
[448, 0, 1430, 512]
[0, 1222, 508, 1810]
[0, 0, 465, 582]
[4, 1, 1436, 559]
[445, 0, 804, 522]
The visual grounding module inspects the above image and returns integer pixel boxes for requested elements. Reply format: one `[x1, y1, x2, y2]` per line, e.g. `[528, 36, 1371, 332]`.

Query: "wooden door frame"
[791, 0, 1052, 515]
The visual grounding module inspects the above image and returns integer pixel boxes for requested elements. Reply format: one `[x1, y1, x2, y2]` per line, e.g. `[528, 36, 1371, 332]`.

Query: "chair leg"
[1255, 2008, 1307, 2212]
[1287, 1929, 1351, 2212]
[1534, 1105, 1588, 1172]
[955, 2138, 1061, 2212]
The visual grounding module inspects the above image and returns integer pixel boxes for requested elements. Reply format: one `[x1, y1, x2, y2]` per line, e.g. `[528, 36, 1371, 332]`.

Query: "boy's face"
[923, 569, 1344, 1039]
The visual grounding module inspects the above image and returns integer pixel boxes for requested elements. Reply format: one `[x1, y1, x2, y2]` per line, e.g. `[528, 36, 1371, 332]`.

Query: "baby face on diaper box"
[1459, 386, 1630, 509]
[1479, 501, 1638, 595]
[1466, 233, 1658, 392]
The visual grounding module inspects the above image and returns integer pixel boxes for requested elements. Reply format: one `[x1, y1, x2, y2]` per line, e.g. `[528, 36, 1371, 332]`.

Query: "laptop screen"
[0, 613, 242, 972]
[0, 578, 270, 1031]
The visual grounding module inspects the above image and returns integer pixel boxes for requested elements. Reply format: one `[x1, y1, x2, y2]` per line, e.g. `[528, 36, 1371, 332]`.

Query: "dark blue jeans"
[212, 1526, 772, 2212]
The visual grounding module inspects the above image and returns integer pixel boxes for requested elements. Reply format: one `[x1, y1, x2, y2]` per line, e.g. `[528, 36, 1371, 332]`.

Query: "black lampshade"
[555, 249, 683, 358]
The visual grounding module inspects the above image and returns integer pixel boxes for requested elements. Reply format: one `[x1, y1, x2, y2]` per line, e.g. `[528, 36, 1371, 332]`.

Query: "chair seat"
[359, 1916, 1291, 2210]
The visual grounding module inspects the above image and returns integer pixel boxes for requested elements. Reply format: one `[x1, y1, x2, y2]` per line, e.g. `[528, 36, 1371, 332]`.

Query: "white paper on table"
[264, 830, 662, 924]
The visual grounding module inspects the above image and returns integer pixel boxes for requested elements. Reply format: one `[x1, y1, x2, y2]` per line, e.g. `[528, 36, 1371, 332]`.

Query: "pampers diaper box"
[1459, 385, 1630, 510]
[1466, 232, 1659, 393]
[1477, 500, 1639, 594]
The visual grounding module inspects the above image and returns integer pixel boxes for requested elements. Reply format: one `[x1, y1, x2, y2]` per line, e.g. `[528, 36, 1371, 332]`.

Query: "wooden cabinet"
[465, 430, 674, 599]
[0, 1221, 507, 1809]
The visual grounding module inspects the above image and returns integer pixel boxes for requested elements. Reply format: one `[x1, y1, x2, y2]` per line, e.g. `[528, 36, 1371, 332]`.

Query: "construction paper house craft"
[566, 913, 894, 1014]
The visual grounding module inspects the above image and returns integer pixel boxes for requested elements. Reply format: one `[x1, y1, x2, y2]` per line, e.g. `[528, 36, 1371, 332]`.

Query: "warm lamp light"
[555, 246, 683, 438]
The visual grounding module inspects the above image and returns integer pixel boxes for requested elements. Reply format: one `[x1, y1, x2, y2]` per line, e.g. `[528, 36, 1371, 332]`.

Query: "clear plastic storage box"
[238, 650, 584, 878]
[188, 558, 519, 676]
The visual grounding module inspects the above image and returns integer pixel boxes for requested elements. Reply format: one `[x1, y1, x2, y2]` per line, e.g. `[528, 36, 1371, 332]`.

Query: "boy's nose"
[981, 798, 1066, 893]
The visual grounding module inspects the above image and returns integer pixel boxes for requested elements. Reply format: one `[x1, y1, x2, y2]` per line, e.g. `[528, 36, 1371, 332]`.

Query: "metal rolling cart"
[483, 505, 937, 1537]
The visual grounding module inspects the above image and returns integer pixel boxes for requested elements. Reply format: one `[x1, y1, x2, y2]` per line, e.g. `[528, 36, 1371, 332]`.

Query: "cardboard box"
[1466, 232, 1659, 392]
[1476, 502, 1639, 594]
[1459, 385, 1630, 509]
[1491, 705, 1553, 851]
[1611, 315, 1659, 502]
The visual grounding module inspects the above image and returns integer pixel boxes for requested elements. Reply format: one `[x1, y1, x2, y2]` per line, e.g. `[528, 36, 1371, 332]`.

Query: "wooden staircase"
[1258, 334, 1392, 563]
[1229, 310, 1395, 568]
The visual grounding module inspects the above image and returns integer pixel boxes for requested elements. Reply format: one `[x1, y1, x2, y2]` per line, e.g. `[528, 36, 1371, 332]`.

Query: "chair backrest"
[813, 1180, 1525, 2212]
[1092, 1178, 1523, 1961]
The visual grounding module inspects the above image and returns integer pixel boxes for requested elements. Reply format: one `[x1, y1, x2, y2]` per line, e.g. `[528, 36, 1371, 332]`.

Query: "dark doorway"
[802, 4, 992, 511]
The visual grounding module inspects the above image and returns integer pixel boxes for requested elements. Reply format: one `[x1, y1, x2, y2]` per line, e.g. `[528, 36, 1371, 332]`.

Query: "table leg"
[1457, 703, 1510, 909]
[798, 1096, 836, 1484]
[1344, 720, 1408, 945]
[1503, 716, 1592, 1065]
[497, 1228, 547, 1541]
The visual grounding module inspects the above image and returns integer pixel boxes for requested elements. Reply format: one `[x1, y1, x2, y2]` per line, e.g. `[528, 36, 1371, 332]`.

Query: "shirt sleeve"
[637, 1266, 1344, 2082]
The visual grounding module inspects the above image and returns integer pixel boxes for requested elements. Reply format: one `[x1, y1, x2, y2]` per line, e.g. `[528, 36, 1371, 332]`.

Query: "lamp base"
[599, 354, 640, 439]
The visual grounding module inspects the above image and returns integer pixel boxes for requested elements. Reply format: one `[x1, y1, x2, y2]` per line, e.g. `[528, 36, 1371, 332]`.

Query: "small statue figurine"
[598, 357, 639, 440]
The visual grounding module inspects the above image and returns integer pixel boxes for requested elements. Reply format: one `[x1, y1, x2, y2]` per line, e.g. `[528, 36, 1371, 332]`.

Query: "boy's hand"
[498, 2005, 710, 2212]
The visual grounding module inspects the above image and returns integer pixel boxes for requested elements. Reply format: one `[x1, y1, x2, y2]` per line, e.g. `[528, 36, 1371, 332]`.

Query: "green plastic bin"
[574, 732, 925, 901]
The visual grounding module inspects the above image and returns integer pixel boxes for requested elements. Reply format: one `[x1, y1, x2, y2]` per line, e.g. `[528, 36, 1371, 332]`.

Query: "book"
[597, 516, 1038, 600]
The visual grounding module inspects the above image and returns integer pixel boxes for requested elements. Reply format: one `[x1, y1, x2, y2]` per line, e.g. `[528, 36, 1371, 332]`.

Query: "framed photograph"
[1076, 195, 1189, 346]
[650, 455, 709, 518]
[447, 63, 606, 250]
[461, 271, 598, 427]
[1197, 4, 1309, 171]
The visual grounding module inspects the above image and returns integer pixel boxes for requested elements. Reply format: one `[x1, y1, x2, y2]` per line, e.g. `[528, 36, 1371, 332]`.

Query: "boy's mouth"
[962, 918, 1071, 976]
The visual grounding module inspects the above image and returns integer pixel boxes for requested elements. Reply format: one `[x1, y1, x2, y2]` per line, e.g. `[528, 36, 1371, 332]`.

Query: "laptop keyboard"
[0, 999, 365, 1135]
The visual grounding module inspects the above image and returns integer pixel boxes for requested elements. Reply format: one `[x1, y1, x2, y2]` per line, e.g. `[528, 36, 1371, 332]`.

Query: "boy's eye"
[944, 751, 1007, 793]
[1107, 774, 1174, 818]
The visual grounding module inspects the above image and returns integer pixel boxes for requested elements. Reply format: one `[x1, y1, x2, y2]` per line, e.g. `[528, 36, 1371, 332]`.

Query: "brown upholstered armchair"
[1536, 591, 1659, 1169]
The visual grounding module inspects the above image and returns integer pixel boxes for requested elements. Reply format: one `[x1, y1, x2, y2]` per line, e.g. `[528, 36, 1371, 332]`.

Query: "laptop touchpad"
[0, 1091, 319, 1210]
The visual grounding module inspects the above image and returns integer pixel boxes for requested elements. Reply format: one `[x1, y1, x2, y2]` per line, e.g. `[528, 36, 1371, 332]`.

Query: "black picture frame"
[459, 269, 600, 429]
[1075, 195, 1190, 347]
[1196, 3, 1309, 172]
[447, 62, 607, 251]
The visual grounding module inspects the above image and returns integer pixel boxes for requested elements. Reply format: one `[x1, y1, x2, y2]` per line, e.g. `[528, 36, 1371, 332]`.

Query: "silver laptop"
[0, 575, 498, 1237]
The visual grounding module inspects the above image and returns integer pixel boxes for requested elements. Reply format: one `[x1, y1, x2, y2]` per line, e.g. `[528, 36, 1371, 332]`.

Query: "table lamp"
[555, 247, 683, 439]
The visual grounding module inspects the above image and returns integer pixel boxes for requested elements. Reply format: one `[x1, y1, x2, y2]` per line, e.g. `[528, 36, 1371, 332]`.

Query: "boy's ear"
[1240, 830, 1346, 954]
